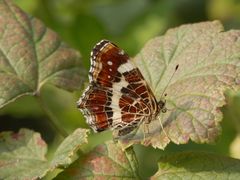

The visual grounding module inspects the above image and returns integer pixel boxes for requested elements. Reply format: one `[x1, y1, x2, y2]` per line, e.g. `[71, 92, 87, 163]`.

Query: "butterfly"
[77, 40, 171, 136]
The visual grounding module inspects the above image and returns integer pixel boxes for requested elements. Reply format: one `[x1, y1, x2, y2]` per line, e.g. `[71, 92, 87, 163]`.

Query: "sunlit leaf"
[151, 152, 240, 179]
[119, 21, 240, 149]
[56, 141, 140, 179]
[0, 0, 85, 109]
[0, 128, 88, 180]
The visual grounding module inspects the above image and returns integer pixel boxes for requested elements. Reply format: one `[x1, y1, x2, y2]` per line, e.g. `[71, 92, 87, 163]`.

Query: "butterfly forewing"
[77, 40, 159, 136]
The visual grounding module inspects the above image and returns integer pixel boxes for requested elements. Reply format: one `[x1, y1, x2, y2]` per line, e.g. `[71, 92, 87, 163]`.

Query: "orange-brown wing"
[77, 40, 158, 135]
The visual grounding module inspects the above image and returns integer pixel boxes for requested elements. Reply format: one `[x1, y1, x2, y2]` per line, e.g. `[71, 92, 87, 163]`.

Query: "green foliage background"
[1, 0, 240, 178]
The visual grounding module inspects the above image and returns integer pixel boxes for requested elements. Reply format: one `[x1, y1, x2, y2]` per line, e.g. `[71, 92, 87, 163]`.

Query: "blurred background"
[1, 0, 240, 178]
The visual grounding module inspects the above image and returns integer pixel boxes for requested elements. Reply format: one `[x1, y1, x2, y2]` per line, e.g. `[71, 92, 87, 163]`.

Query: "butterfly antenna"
[159, 64, 179, 101]
[157, 64, 179, 140]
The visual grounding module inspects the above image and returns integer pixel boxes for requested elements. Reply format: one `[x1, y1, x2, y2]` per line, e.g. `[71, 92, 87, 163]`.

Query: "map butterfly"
[77, 40, 172, 136]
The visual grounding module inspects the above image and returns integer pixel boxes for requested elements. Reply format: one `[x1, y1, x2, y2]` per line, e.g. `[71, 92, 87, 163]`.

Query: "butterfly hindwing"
[78, 40, 159, 136]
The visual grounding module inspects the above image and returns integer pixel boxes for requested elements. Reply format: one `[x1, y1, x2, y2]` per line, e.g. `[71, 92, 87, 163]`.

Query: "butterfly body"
[77, 40, 164, 136]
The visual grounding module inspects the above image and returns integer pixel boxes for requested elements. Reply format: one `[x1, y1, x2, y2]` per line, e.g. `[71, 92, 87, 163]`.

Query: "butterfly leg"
[118, 126, 137, 136]
[142, 123, 150, 141]
[157, 115, 170, 140]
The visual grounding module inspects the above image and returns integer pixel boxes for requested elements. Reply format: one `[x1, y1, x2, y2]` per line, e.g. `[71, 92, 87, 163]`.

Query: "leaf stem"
[125, 146, 141, 180]
[36, 94, 68, 138]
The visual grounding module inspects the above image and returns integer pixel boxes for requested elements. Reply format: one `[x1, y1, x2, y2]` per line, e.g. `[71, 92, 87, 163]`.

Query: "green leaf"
[56, 141, 140, 179]
[119, 21, 240, 149]
[0, 0, 85, 109]
[151, 152, 240, 179]
[0, 128, 48, 180]
[50, 128, 89, 168]
[0, 128, 89, 180]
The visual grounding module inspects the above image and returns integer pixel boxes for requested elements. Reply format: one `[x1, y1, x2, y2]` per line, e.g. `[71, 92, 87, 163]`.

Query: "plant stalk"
[36, 94, 68, 138]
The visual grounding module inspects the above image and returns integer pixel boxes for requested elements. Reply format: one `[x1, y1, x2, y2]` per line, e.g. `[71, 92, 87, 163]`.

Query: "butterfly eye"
[161, 107, 167, 113]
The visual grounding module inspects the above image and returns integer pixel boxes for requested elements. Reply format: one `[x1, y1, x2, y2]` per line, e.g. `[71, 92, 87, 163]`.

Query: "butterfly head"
[158, 99, 167, 113]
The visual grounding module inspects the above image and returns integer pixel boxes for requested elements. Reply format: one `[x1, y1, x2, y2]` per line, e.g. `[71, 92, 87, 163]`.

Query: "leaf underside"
[118, 21, 240, 149]
[0, 0, 85, 109]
